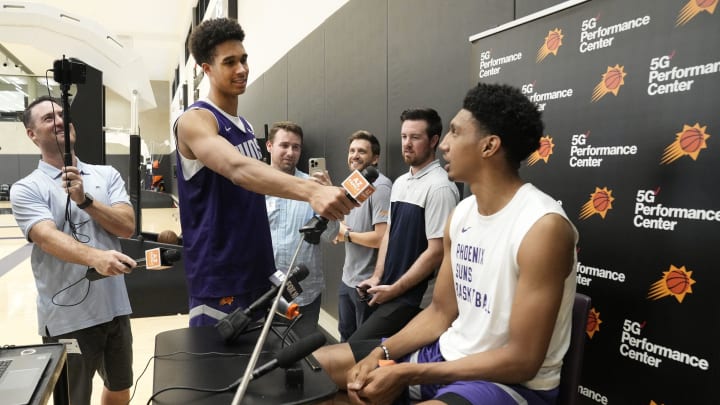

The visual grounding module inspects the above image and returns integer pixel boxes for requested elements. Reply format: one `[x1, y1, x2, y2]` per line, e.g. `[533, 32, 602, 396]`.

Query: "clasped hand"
[346, 355, 408, 405]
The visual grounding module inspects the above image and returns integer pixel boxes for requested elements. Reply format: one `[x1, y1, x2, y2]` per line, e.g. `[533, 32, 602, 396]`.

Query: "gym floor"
[0, 201, 188, 404]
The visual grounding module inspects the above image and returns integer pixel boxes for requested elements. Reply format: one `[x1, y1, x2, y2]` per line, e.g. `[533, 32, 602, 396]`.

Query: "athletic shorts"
[349, 339, 558, 405]
[43, 315, 133, 405]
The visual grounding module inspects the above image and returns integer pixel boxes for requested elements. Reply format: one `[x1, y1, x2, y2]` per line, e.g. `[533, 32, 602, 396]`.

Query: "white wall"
[174, 0, 349, 108]
[237, 0, 350, 87]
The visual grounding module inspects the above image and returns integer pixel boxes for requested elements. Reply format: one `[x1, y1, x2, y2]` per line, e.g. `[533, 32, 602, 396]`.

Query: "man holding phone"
[332, 131, 393, 341]
[265, 121, 339, 337]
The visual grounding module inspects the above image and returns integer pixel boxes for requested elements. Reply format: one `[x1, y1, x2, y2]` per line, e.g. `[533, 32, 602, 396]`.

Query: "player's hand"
[347, 359, 409, 405]
[308, 185, 357, 221]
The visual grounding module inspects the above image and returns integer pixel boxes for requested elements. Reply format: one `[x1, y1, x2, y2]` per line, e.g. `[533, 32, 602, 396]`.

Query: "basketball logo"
[679, 126, 706, 153]
[665, 269, 690, 295]
[538, 137, 553, 157]
[648, 265, 697, 303]
[537, 28, 564, 63]
[579, 187, 615, 220]
[546, 31, 562, 51]
[586, 307, 602, 338]
[526, 135, 554, 166]
[591, 65, 627, 102]
[592, 191, 611, 212]
[603, 68, 624, 90]
[660, 123, 711, 164]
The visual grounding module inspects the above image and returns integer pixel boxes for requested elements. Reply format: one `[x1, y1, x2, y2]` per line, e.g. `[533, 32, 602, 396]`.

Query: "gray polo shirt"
[11, 159, 132, 336]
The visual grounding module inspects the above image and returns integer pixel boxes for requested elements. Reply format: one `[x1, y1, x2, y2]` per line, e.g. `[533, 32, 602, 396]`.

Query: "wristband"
[379, 344, 390, 360]
[345, 229, 352, 243]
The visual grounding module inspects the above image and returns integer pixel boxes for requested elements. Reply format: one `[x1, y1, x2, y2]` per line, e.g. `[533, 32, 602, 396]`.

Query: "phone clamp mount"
[52, 56, 87, 167]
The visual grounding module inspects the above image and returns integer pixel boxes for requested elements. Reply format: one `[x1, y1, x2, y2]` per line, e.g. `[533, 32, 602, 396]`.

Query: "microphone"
[300, 166, 380, 242]
[269, 269, 304, 301]
[244, 265, 309, 315]
[269, 268, 303, 320]
[341, 165, 379, 204]
[85, 247, 181, 281]
[276, 297, 300, 320]
[216, 265, 310, 342]
[250, 332, 326, 380]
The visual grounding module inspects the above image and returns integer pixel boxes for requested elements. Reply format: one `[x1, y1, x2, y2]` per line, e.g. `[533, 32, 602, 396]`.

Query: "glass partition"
[0, 74, 78, 121]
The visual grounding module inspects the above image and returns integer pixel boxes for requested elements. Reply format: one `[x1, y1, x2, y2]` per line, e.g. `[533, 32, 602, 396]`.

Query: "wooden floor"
[0, 201, 188, 404]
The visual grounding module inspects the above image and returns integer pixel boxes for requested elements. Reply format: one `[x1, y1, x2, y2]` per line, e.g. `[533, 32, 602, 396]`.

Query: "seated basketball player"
[314, 83, 579, 405]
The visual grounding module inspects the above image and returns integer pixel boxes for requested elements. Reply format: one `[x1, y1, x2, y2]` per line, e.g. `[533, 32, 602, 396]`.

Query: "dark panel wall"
[386, 0, 510, 177]
[0, 155, 39, 186]
[287, 26, 326, 171]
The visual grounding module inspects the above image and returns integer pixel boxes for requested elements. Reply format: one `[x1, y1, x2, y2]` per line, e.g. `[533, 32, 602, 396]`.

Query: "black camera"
[53, 58, 87, 85]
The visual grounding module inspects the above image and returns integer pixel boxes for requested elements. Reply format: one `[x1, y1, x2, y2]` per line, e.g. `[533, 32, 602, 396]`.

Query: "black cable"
[141, 350, 271, 405]
[50, 275, 90, 307]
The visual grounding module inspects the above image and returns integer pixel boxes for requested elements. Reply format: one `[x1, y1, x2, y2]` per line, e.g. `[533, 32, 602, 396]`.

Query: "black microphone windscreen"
[162, 248, 182, 263]
[361, 165, 379, 183]
[289, 264, 310, 282]
[276, 332, 326, 368]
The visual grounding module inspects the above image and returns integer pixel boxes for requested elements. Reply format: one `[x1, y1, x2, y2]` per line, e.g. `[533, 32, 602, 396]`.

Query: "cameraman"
[10, 96, 137, 405]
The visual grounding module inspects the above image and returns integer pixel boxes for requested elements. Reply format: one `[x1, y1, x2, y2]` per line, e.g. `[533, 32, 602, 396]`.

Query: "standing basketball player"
[173, 18, 356, 327]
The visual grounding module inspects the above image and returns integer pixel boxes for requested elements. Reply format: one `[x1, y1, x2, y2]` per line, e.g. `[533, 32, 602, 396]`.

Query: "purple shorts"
[350, 339, 558, 405]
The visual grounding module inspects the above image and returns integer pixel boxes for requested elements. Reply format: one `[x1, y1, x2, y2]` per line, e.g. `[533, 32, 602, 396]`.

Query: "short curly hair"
[463, 83, 544, 168]
[190, 18, 245, 65]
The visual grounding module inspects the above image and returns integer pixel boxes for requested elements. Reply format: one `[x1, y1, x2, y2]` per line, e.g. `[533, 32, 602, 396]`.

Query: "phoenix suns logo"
[579, 187, 615, 220]
[537, 28, 563, 62]
[591, 65, 627, 102]
[527, 135, 554, 165]
[660, 123, 711, 164]
[586, 307, 602, 338]
[648, 265, 696, 303]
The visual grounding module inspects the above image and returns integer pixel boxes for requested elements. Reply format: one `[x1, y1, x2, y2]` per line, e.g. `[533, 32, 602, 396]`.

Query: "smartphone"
[308, 157, 326, 175]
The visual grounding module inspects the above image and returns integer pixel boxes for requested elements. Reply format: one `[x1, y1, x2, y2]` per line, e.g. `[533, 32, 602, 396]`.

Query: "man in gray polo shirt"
[334, 131, 392, 342]
[11, 96, 137, 405]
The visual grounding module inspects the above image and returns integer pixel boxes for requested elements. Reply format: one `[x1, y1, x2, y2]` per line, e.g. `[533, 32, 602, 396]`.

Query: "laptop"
[0, 351, 51, 405]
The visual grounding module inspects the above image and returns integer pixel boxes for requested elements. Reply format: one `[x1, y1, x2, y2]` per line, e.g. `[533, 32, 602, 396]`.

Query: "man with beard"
[333, 131, 392, 341]
[349, 108, 459, 342]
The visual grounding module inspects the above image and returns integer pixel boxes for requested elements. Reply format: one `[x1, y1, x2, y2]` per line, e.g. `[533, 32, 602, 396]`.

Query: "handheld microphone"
[216, 265, 309, 342]
[300, 166, 380, 243]
[85, 247, 181, 281]
[250, 332, 326, 380]
[341, 165, 379, 204]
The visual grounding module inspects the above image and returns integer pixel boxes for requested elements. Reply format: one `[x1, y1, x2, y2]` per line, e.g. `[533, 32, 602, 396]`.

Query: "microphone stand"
[230, 217, 326, 404]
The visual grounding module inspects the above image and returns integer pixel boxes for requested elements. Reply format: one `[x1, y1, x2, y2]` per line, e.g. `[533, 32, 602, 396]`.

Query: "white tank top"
[438, 183, 577, 390]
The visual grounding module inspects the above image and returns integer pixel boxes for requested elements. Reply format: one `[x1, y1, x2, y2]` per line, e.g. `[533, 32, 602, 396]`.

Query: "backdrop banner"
[471, 0, 718, 403]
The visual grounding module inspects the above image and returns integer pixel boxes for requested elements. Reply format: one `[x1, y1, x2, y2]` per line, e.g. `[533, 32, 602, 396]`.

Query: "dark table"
[151, 326, 337, 404]
[0, 343, 69, 405]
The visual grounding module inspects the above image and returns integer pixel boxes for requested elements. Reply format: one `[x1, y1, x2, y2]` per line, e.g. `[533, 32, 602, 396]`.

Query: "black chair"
[557, 293, 591, 405]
